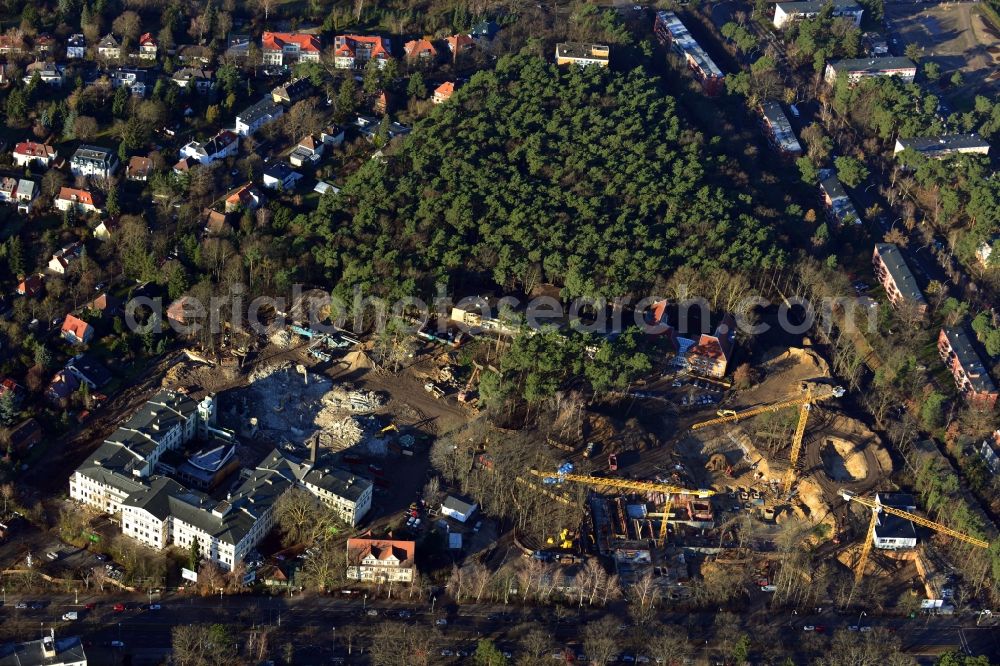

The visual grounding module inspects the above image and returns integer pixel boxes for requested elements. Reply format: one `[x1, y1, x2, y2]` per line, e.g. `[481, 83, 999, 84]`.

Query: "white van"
[62, 611, 78, 621]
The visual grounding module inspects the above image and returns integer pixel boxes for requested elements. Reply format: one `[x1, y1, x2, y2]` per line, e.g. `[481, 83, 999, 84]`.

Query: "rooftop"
[759, 100, 802, 154]
[555, 42, 610, 62]
[942, 326, 998, 395]
[656, 11, 723, 79]
[0, 634, 86, 666]
[896, 134, 990, 154]
[875, 243, 927, 305]
[827, 56, 916, 73]
[776, 0, 862, 13]
[238, 98, 282, 125]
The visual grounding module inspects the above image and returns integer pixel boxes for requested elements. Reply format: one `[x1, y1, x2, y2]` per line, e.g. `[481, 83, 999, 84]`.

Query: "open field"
[886, 1, 1000, 98]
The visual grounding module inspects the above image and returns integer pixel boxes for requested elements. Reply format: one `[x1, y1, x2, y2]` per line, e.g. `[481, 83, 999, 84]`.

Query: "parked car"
[14, 602, 27, 609]
[435, 618, 448, 626]
[113, 603, 126, 612]
[62, 611, 78, 621]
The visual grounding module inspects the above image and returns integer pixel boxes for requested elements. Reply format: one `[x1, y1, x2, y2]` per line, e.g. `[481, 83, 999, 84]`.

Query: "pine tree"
[107, 186, 120, 217]
[112, 85, 130, 118]
[407, 71, 427, 100]
[8, 236, 24, 277]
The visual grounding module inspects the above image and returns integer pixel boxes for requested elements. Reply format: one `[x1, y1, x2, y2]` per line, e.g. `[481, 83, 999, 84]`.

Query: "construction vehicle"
[379, 423, 398, 435]
[458, 365, 480, 403]
[423, 382, 445, 399]
[691, 384, 845, 496]
[583, 442, 596, 459]
[531, 468, 715, 547]
[839, 490, 989, 586]
[608, 454, 618, 471]
[717, 409, 737, 417]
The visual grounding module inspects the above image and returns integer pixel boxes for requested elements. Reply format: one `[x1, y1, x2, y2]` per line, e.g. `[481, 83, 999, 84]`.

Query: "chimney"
[310, 434, 318, 464]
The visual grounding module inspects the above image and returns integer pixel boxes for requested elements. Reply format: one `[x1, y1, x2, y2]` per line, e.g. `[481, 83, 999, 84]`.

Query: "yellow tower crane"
[530, 469, 715, 547]
[839, 489, 989, 585]
[691, 384, 845, 496]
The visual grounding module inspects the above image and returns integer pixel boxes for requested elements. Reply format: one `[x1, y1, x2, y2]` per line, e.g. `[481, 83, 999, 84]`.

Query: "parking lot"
[886, 1, 1000, 97]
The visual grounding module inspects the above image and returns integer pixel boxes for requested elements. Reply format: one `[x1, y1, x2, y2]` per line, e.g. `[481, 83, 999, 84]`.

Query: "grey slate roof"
[942, 326, 998, 395]
[0, 635, 87, 666]
[776, 0, 861, 13]
[896, 134, 990, 154]
[875, 243, 926, 305]
[442, 495, 477, 515]
[828, 56, 915, 74]
[237, 98, 282, 125]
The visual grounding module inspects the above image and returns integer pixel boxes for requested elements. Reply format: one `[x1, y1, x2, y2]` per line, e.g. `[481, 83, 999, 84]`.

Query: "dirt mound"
[735, 346, 831, 410]
[821, 437, 868, 481]
[792, 477, 836, 537]
[583, 412, 660, 454]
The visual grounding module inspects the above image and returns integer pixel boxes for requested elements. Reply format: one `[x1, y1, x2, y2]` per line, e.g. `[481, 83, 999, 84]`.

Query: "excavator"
[691, 384, 845, 496]
[532, 468, 715, 547]
[839, 489, 989, 585]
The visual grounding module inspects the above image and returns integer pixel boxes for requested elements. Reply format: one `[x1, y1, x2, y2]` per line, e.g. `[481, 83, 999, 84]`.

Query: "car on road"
[84, 603, 96, 610]
[435, 618, 448, 626]
[848, 625, 859, 631]
[46, 551, 59, 560]
[859, 626, 873, 633]
[398, 610, 412, 618]
[62, 611, 78, 621]
[440, 649, 453, 656]
[14, 602, 27, 609]
[366, 609, 378, 616]
[29, 602, 43, 610]
[803, 625, 816, 631]
[148, 604, 162, 610]
[108, 640, 125, 648]
[113, 603, 126, 612]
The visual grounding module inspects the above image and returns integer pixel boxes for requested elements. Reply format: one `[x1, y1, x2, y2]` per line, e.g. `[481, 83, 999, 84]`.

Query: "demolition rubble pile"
[243, 363, 384, 451]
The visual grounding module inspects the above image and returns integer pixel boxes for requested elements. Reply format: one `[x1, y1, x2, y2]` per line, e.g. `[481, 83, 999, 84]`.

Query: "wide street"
[2, 590, 996, 664]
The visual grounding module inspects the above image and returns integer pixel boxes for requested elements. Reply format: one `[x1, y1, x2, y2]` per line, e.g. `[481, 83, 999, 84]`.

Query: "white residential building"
[70, 145, 117, 179]
[234, 98, 284, 137]
[346, 537, 416, 583]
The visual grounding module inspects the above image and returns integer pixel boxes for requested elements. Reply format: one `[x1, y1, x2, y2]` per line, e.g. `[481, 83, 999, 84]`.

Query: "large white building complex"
[70, 390, 372, 570]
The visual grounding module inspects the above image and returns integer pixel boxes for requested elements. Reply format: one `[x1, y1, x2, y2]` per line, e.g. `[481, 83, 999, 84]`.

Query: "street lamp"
[431, 595, 437, 614]
[858, 610, 866, 630]
[363, 593, 367, 610]
[75, 589, 78, 604]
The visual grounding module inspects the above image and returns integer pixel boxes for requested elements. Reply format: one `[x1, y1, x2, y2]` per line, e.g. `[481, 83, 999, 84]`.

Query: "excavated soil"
[820, 437, 869, 481]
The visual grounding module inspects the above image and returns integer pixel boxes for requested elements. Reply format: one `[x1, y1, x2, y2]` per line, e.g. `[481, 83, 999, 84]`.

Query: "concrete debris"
[269, 329, 293, 348]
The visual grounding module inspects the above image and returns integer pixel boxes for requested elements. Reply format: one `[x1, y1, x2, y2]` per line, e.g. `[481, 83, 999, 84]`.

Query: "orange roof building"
[54, 187, 99, 213]
[346, 536, 416, 583]
[61, 313, 94, 345]
[433, 81, 455, 104]
[446, 33, 475, 56]
[333, 35, 392, 69]
[262, 32, 321, 66]
[403, 38, 437, 60]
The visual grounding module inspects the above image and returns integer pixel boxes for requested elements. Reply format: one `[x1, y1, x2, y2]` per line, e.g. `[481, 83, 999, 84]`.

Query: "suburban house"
[321, 125, 346, 147]
[225, 34, 251, 60]
[23, 61, 64, 86]
[86, 292, 122, 317]
[13, 141, 56, 168]
[289, 135, 325, 167]
[441, 495, 478, 523]
[433, 81, 455, 104]
[66, 354, 112, 389]
[234, 98, 284, 137]
[97, 34, 121, 59]
[70, 145, 117, 180]
[758, 100, 802, 157]
[978, 430, 1000, 474]
[824, 57, 917, 84]
[48, 242, 84, 275]
[261, 31, 321, 66]
[93, 218, 118, 240]
[446, 33, 475, 57]
[61, 314, 94, 345]
[224, 184, 262, 213]
[872, 493, 918, 550]
[333, 34, 392, 69]
[654, 11, 725, 95]
[404, 38, 437, 61]
[938, 327, 998, 408]
[261, 162, 302, 190]
[179, 129, 239, 165]
[554, 42, 610, 67]
[355, 115, 410, 142]
[204, 209, 232, 235]
[819, 174, 861, 225]
[126, 156, 153, 181]
[687, 315, 737, 379]
[772, 0, 863, 29]
[0, 177, 16, 203]
[0, 34, 24, 55]
[66, 33, 86, 58]
[14, 178, 35, 213]
[346, 536, 416, 583]
[111, 67, 149, 96]
[271, 77, 313, 104]
[45, 369, 80, 405]
[54, 187, 101, 214]
[893, 134, 990, 160]
[471, 19, 500, 41]
[872, 243, 927, 314]
[172, 67, 214, 91]
[138, 32, 157, 59]
[977, 236, 998, 268]
[17, 274, 44, 297]
[33, 33, 56, 55]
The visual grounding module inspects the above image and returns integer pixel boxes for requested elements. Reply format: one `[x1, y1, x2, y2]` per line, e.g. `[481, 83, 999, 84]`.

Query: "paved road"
[3, 591, 996, 664]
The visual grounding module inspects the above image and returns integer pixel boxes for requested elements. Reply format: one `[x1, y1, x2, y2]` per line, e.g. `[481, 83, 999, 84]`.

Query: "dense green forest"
[310, 54, 785, 301]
